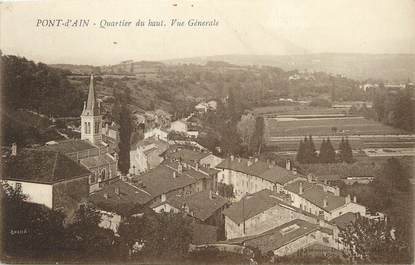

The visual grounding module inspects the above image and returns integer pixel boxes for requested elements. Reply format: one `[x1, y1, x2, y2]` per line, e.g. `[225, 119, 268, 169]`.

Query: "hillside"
[164, 53, 415, 81]
[62, 61, 364, 117]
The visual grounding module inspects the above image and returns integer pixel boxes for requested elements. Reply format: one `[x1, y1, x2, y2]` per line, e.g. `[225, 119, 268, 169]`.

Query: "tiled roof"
[89, 180, 152, 216]
[164, 148, 210, 162]
[163, 160, 210, 181]
[285, 180, 346, 212]
[223, 189, 309, 224]
[244, 160, 270, 176]
[132, 161, 210, 198]
[131, 136, 169, 151]
[216, 157, 252, 173]
[80, 154, 115, 168]
[259, 165, 302, 185]
[158, 190, 229, 221]
[2, 149, 90, 184]
[225, 219, 320, 253]
[199, 167, 220, 176]
[295, 243, 343, 256]
[216, 157, 302, 185]
[42, 139, 97, 154]
[330, 212, 358, 229]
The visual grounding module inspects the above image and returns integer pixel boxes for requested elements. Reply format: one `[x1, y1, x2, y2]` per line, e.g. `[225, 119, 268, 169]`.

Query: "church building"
[44, 75, 118, 192]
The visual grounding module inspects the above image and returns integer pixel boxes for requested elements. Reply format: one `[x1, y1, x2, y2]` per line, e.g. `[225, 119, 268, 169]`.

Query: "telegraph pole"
[242, 193, 246, 235]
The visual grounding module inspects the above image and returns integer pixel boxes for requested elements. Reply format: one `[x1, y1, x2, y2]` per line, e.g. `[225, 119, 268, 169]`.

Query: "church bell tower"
[81, 74, 102, 145]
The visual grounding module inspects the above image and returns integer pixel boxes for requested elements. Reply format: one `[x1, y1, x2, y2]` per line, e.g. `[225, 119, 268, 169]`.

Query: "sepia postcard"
[0, 0, 414, 264]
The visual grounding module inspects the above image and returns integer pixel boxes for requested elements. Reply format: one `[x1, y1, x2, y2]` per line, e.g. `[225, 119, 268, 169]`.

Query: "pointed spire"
[83, 74, 100, 115]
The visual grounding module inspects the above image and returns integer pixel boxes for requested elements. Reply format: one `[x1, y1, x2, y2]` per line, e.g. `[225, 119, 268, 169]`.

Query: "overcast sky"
[1, 0, 414, 65]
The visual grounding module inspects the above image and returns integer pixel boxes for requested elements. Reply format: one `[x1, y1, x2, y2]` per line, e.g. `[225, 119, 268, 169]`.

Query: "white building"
[170, 119, 188, 133]
[2, 147, 91, 218]
[216, 157, 304, 200]
[129, 138, 169, 174]
[144, 127, 169, 141]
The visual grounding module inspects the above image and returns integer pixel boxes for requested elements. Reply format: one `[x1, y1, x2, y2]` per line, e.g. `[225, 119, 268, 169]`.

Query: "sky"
[1, 0, 415, 65]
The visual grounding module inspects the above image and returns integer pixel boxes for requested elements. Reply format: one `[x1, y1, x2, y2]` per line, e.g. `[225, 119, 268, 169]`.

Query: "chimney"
[173, 171, 177, 178]
[353, 195, 357, 203]
[286, 159, 291, 171]
[230, 155, 235, 161]
[104, 193, 109, 199]
[161, 193, 166, 202]
[247, 159, 253, 167]
[183, 203, 190, 213]
[323, 198, 328, 208]
[178, 163, 183, 173]
[334, 186, 340, 196]
[11, 143, 17, 156]
[195, 162, 199, 171]
[115, 187, 120, 195]
[345, 194, 351, 204]
[299, 182, 303, 195]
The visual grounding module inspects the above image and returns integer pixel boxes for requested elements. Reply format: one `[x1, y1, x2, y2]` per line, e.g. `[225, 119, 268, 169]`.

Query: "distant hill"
[164, 53, 415, 81]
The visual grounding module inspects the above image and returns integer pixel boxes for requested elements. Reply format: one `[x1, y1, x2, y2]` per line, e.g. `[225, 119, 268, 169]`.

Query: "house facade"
[2, 148, 91, 219]
[129, 138, 169, 174]
[216, 157, 304, 200]
[223, 189, 320, 239]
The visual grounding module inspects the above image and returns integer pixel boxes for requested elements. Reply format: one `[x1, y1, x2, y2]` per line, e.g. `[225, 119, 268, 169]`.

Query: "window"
[15, 182, 22, 190]
[95, 121, 100, 134]
[84, 122, 88, 134]
[100, 169, 106, 181]
[87, 122, 91, 134]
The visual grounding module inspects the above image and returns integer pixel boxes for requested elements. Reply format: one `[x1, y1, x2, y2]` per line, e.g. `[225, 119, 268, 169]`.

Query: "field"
[253, 105, 348, 116]
[265, 116, 405, 137]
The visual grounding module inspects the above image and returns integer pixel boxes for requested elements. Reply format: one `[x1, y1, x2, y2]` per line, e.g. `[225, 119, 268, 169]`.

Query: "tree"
[374, 158, 410, 193]
[299, 135, 318, 163]
[217, 183, 235, 199]
[118, 104, 132, 174]
[1, 183, 65, 260]
[338, 137, 353, 163]
[325, 138, 336, 163]
[296, 140, 305, 163]
[318, 139, 328, 163]
[249, 116, 265, 155]
[338, 216, 408, 263]
[64, 205, 116, 261]
[237, 113, 255, 147]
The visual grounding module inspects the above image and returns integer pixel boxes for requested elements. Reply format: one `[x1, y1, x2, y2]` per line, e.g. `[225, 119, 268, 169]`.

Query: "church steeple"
[82, 74, 100, 116]
[80, 74, 102, 145]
